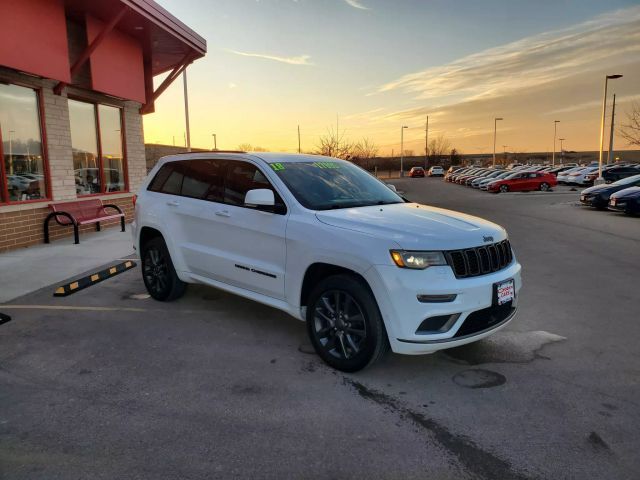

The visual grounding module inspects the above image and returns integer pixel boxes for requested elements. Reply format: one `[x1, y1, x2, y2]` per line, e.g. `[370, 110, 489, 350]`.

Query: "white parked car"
[566, 166, 599, 185]
[428, 166, 444, 177]
[557, 167, 586, 184]
[133, 153, 522, 371]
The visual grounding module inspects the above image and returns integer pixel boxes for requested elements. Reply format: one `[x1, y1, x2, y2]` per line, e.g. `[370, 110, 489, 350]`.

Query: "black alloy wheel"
[312, 290, 367, 361]
[499, 184, 509, 193]
[141, 237, 186, 301]
[539, 182, 550, 191]
[307, 274, 388, 372]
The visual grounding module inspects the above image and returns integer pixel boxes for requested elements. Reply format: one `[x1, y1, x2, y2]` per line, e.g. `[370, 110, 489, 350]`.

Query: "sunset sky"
[143, 0, 640, 156]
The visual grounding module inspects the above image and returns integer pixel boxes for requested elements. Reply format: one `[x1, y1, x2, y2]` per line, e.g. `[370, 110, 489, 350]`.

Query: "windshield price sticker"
[270, 163, 286, 171]
[313, 161, 341, 169]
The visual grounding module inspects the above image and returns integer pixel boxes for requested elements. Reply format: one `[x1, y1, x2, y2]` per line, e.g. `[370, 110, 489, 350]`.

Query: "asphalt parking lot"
[1, 178, 639, 480]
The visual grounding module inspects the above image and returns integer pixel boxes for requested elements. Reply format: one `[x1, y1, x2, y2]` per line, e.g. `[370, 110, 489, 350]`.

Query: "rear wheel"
[306, 274, 388, 372]
[539, 182, 550, 191]
[499, 184, 509, 193]
[141, 236, 187, 301]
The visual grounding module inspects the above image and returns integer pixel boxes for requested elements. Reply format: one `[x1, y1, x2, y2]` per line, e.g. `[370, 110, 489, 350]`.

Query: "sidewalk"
[0, 228, 136, 303]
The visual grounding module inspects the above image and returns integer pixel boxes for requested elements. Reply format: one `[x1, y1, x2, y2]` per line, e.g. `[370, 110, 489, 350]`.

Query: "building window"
[69, 99, 126, 196]
[0, 83, 48, 203]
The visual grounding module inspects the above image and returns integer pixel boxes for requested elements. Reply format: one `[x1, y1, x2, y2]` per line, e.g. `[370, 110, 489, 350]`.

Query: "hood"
[611, 186, 640, 199]
[582, 184, 614, 195]
[315, 203, 506, 250]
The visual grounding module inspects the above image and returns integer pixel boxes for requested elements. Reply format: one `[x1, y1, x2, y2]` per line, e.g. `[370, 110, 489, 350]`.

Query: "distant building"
[0, 0, 205, 251]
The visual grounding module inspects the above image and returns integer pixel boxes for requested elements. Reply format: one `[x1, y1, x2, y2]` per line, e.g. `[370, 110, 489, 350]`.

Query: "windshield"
[270, 160, 404, 210]
[613, 174, 640, 186]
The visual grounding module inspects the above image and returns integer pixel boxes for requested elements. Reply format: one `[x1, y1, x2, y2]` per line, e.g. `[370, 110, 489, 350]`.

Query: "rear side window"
[148, 160, 224, 201]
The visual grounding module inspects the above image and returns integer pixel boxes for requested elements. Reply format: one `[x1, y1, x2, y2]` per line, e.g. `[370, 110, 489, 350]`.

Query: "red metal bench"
[44, 199, 125, 244]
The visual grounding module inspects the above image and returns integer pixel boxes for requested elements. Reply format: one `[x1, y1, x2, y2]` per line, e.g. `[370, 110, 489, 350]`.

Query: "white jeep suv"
[133, 152, 521, 371]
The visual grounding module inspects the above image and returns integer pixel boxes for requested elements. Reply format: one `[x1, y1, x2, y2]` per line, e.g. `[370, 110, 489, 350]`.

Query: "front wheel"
[306, 274, 389, 372]
[499, 184, 509, 193]
[539, 182, 550, 191]
[141, 236, 187, 301]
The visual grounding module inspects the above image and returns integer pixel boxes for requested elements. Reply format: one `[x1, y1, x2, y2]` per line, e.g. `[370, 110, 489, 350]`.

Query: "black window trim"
[148, 158, 289, 215]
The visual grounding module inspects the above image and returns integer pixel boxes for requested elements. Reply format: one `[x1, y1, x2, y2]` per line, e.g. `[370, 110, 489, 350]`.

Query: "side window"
[223, 160, 286, 213]
[181, 159, 224, 202]
[148, 163, 183, 195]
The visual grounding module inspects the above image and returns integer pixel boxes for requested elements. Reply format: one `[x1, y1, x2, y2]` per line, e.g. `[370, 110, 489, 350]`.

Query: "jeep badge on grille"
[483, 236, 494, 243]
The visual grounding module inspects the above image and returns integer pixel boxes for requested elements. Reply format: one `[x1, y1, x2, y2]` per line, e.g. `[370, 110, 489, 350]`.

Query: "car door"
[509, 173, 526, 191]
[148, 159, 226, 276]
[196, 159, 289, 300]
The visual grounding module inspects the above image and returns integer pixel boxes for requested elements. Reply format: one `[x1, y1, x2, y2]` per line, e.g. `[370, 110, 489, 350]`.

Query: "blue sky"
[145, 0, 640, 154]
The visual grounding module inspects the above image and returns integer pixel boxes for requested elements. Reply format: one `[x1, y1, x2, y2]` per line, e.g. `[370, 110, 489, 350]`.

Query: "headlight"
[390, 250, 447, 269]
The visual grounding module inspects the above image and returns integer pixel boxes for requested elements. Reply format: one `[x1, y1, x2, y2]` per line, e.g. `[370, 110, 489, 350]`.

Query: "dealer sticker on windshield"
[495, 279, 515, 305]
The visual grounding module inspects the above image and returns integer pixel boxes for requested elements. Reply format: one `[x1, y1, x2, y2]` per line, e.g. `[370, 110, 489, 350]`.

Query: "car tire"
[539, 182, 550, 191]
[499, 185, 509, 193]
[306, 274, 389, 372]
[141, 236, 187, 301]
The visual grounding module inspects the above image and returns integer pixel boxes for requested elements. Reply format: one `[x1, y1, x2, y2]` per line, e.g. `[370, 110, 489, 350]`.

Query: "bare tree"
[237, 143, 268, 152]
[620, 102, 640, 146]
[428, 135, 452, 162]
[315, 128, 354, 159]
[353, 137, 379, 160]
[403, 149, 414, 157]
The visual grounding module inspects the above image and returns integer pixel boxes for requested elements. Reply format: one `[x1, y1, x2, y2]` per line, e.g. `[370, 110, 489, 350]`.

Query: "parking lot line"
[0, 305, 148, 312]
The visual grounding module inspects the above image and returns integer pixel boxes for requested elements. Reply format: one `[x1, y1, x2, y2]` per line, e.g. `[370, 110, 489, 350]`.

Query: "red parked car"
[409, 167, 425, 177]
[487, 171, 557, 193]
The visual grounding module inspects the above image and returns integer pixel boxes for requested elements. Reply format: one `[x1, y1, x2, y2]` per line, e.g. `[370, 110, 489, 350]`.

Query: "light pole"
[559, 138, 565, 164]
[502, 145, 508, 165]
[297, 125, 301, 153]
[552, 120, 560, 167]
[8, 130, 15, 174]
[596, 74, 622, 184]
[607, 93, 617, 165]
[183, 70, 191, 152]
[493, 117, 503, 168]
[211, 133, 217, 151]
[424, 116, 429, 169]
[400, 125, 408, 176]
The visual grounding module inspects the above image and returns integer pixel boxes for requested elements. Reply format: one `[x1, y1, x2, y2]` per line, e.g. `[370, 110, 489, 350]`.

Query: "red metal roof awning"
[60, 0, 206, 112]
[64, 0, 206, 75]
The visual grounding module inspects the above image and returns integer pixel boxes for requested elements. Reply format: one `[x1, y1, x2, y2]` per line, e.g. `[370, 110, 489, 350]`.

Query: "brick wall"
[0, 66, 146, 253]
[0, 195, 134, 253]
[145, 144, 208, 172]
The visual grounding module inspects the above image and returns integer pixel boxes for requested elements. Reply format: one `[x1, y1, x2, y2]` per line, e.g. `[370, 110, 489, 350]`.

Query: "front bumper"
[608, 198, 627, 212]
[365, 260, 522, 355]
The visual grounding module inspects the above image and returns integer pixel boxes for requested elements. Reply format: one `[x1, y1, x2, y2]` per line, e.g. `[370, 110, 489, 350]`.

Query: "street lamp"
[211, 133, 217, 151]
[596, 74, 623, 184]
[552, 120, 560, 167]
[8, 130, 15, 174]
[492, 118, 503, 168]
[559, 138, 565, 164]
[400, 126, 408, 176]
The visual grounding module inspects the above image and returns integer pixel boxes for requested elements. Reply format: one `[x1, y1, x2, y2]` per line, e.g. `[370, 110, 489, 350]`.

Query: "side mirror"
[245, 188, 275, 207]
[386, 184, 397, 192]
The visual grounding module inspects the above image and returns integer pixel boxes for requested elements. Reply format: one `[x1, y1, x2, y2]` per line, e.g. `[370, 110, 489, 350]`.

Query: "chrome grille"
[446, 240, 513, 278]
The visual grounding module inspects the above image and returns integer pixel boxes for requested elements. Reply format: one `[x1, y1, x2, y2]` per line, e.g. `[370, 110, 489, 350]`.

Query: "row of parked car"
[444, 165, 559, 193]
[557, 163, 640, 186]
[580, 174, 640, 216]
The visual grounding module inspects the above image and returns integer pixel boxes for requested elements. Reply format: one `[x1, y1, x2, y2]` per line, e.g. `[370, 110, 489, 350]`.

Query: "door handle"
[166, 200, 180, 207]
[215, 210, 231, 217]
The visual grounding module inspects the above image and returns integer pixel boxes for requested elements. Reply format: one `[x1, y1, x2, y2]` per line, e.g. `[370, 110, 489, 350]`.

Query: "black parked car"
[608, 187, 640, 215]
[580, 174, 640, 209]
